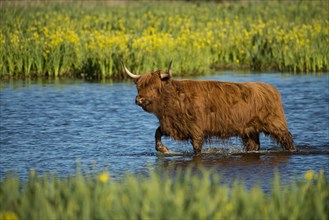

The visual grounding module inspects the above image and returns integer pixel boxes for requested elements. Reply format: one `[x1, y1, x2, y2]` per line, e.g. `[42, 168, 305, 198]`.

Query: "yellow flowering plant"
[0, 1, 328, 79]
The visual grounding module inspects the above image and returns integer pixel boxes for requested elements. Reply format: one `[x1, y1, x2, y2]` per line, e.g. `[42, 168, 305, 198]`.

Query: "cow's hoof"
[193, 148, 202, 156]
[157, 145, 170, 154]
[288, 148, 297, 152]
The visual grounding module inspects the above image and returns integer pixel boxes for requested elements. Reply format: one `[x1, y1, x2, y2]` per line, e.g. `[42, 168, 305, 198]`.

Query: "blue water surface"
[1, 73, 328, 189]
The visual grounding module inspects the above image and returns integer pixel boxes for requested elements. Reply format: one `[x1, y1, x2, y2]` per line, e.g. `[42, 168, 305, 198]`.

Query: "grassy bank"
[0, 169, 328, 220]
[1, 1, 328, 79]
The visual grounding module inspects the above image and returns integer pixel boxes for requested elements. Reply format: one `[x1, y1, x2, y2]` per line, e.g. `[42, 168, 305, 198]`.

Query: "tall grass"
[0, 169, 328, 220]
[1, 1, 328, 79]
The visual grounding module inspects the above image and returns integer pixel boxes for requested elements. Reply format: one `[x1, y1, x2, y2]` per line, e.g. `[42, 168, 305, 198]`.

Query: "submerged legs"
[242, 130, 296, 152]
[192, 138, 203, 156]
[155, 126, 203, 155]
[270, 131, 296, 152]
[242, 133, 260, 151]
[155, 126, 170, 153]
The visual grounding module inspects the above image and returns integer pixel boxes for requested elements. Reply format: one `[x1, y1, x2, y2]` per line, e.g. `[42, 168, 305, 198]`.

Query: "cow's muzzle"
[135, 96, 150, 107]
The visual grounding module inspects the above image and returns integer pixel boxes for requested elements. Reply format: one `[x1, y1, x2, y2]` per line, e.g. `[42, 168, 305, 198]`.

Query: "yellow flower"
[0, 211, 19, 220]
[98, 171, 110, 183]
[304, 170, 314, 181]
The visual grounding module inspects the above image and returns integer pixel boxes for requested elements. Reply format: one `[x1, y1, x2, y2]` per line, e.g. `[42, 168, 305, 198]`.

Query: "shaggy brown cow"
[123, 61, 296, 155]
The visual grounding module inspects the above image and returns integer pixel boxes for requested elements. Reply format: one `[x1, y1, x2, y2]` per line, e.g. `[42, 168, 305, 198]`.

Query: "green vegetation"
[0, 169, 328, 219]
[1, 1, 328, 79]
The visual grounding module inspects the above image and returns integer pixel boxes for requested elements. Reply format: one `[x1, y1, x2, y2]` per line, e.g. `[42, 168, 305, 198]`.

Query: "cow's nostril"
[135, 96, 145, 105]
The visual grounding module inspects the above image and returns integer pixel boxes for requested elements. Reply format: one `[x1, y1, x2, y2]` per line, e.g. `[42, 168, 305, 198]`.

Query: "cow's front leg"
[192, 138, 203, 156]
[155, 127, 170, 153]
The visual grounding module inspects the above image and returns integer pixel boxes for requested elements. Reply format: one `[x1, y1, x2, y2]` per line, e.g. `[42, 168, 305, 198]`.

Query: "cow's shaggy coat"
[125, 65, 296, 155]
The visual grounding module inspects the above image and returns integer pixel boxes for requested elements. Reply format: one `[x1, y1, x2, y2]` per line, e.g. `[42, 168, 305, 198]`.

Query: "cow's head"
[123, 61, 172, 113]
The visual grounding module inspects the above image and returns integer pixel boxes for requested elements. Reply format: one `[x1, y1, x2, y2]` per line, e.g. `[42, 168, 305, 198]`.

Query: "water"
[1, 73, 328, 189]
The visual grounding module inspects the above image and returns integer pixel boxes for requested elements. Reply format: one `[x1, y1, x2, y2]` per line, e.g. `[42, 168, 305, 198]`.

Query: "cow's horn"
[168, 60, 173, 76]
[160, 60, 173, 79]
[121, 62, 140, 79]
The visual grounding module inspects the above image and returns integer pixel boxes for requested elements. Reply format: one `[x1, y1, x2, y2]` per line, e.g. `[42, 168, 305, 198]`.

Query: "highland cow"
[123, 61, 296, 155]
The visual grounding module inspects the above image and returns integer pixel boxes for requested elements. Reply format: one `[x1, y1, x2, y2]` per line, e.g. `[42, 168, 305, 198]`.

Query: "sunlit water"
[1, 73, 328, 190]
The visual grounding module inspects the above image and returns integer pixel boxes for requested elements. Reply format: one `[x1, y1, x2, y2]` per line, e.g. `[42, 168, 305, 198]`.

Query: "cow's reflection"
[156, 152, 291, 174]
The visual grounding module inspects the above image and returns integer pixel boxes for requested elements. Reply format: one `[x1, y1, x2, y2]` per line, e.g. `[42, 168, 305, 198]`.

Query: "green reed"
[0, 169, 327, 220]
[1, 1, 328, 80]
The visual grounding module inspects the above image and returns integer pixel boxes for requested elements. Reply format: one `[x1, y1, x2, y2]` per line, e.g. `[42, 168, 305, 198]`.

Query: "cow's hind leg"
[242, 133, 260, 151]
[192, 138, 203, 156]
[270, 130, 296, 152]
[155, 126, 170, 153]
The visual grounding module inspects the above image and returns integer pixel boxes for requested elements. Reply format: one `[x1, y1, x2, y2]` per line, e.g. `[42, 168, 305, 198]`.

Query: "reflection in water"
[155, 153, 293, 191]
[156, 147, 329, 173]
[154, 148, 328, 190]
[157, 153, 290, 176]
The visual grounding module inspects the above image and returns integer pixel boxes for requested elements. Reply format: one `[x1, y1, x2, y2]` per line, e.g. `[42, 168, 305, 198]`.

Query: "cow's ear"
[160, 72, 171, 81]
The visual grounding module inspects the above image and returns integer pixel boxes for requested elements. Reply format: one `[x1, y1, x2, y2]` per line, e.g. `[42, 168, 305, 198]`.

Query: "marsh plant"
[1, 1, 328, 79]
[0, 169, 328, 220]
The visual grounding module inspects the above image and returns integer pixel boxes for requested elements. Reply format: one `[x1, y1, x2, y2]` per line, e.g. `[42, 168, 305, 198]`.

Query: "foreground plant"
[0, 169, 328, 220]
